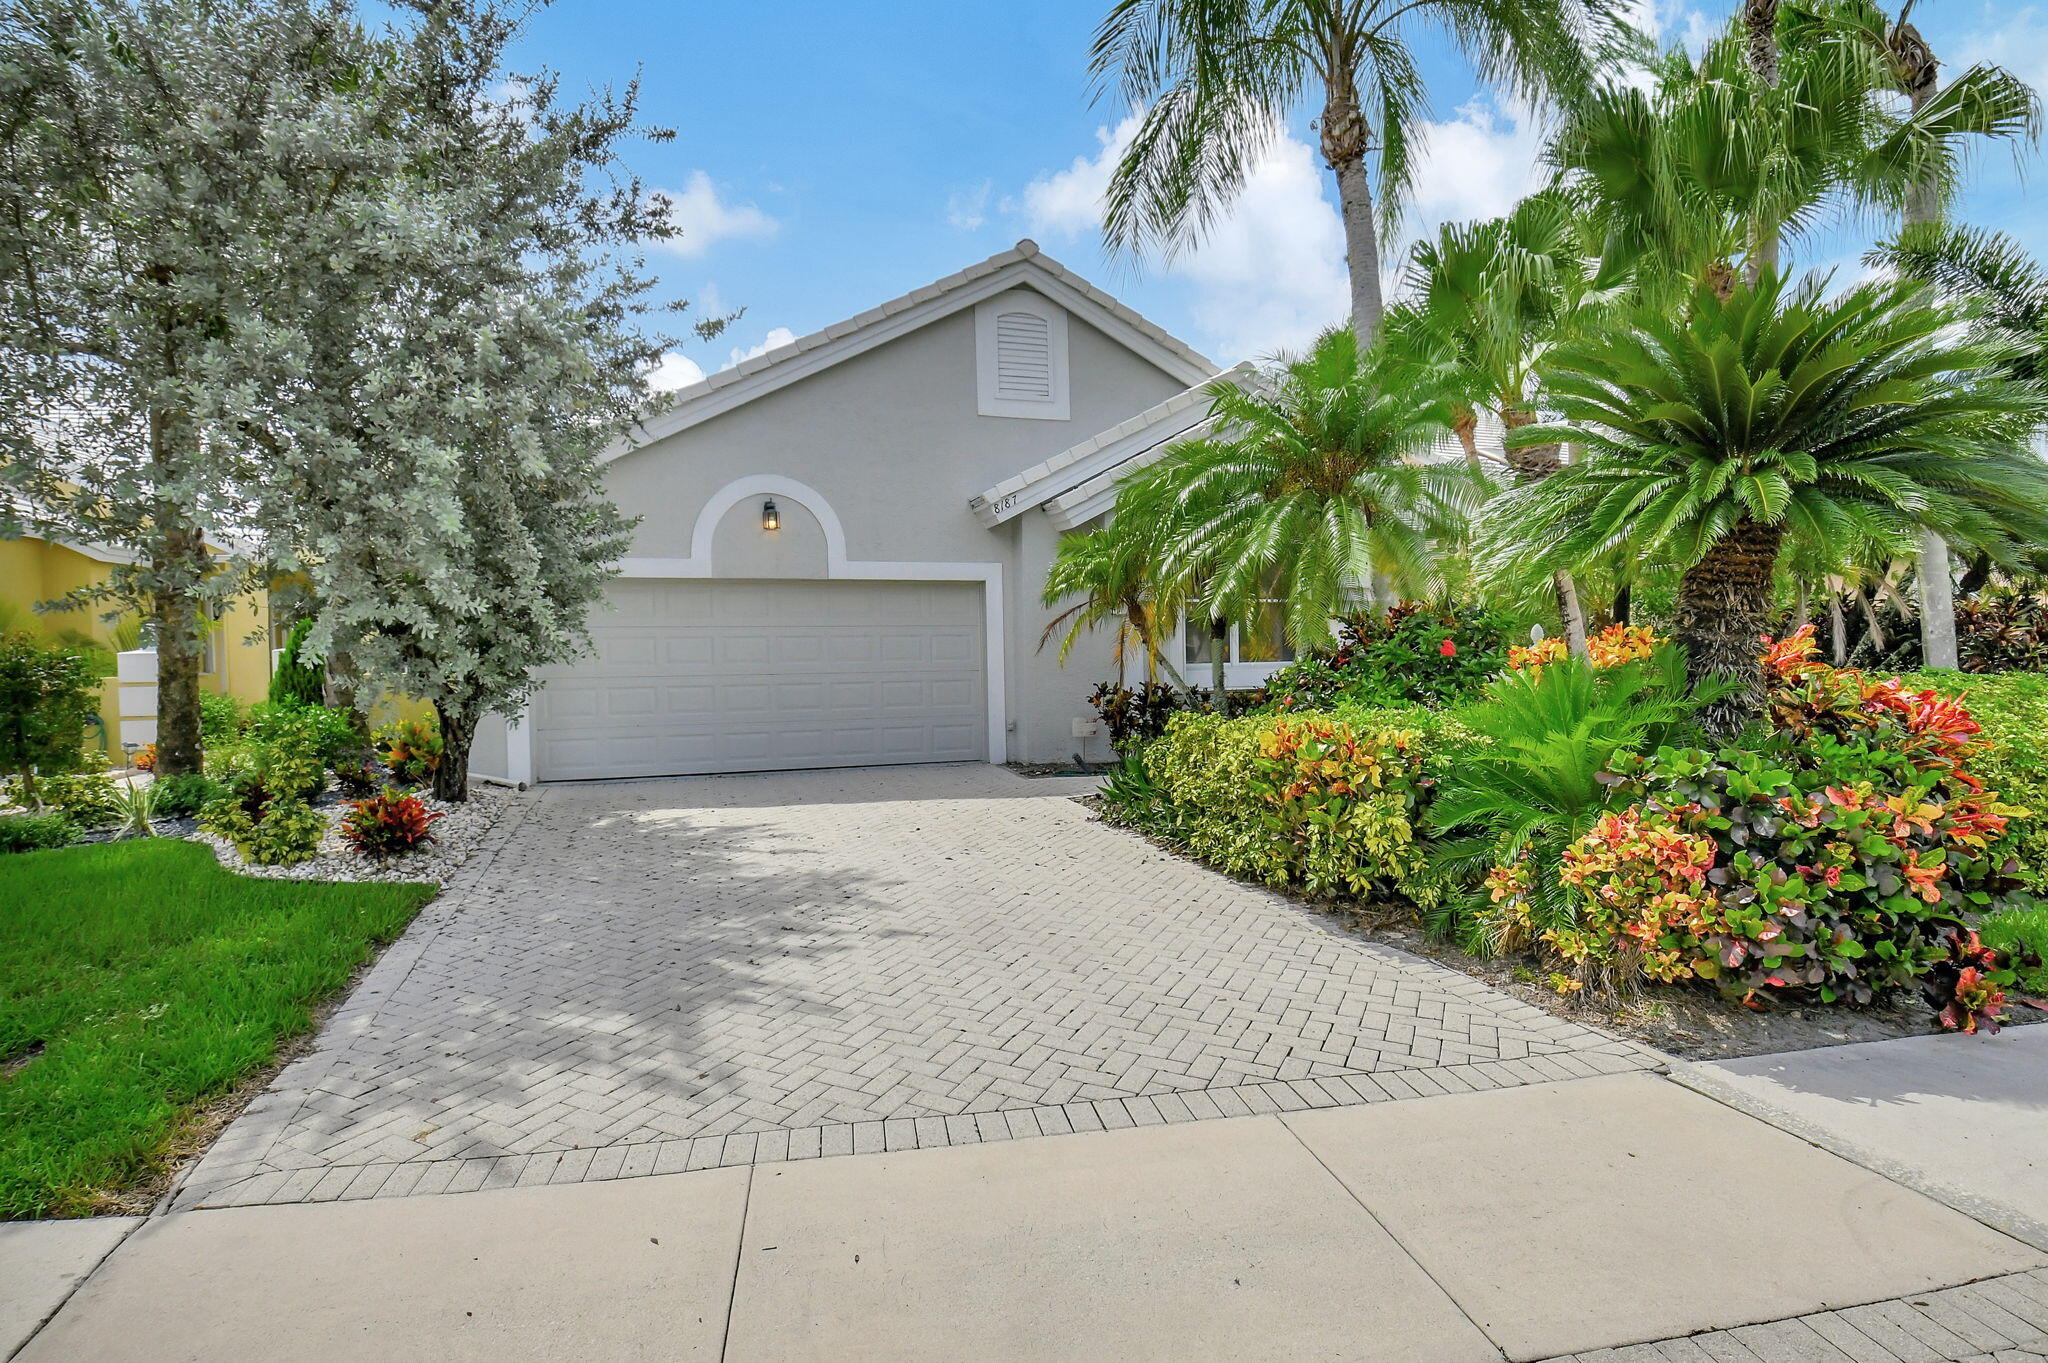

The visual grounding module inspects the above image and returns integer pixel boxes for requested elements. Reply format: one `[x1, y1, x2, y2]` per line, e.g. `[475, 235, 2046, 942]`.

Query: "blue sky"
[505, 1, 2048, 384]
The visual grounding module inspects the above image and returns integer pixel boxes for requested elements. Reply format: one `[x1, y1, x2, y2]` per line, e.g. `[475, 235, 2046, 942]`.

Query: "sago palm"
[1489, 271, 2048, 735]
[1090, 0, 1626, 343]
[1117, 328, 1470, 660]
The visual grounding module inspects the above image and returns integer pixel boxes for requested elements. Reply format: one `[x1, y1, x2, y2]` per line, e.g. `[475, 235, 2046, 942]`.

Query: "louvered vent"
[993, 310, 1053, 401]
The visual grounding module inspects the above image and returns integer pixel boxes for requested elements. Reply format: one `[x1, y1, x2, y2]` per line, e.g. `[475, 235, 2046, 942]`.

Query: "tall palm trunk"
[1501, 407, 1589, 658]
[1891, 17, 1961, 669]
[1678, 517, 1785, 737]
[1322, 81, 1383, 347]
[1742, 0, 1782, 282]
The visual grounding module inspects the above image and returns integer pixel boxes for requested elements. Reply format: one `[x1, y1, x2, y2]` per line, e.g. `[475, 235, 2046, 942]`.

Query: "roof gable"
[606, 240, 1217, 463]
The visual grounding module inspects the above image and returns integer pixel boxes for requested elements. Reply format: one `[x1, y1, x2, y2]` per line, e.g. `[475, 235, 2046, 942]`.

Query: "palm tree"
[1385, 190, 1618, 651]
[1807, 0, 2041, 669]
[1089, 0, 1626, 345]
[1117, 329, 1469, 669]
[1488, 272, 2048, 736]
[1039, 521, 1196, 694]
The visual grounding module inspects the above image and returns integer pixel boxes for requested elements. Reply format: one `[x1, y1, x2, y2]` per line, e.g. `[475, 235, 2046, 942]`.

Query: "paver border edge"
[181, 1044, 1667, 1210]
[1668, 1059, 2048, 1255]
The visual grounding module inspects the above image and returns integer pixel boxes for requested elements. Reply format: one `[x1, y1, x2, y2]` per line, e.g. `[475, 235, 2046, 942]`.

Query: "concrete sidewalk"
[12, 1072, 2040, 1363]
[1678, 1024, 2048, 1253]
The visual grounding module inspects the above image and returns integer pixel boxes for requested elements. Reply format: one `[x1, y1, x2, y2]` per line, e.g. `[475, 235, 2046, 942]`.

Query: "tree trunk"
[1451, 408, 1485, 472]
[1612, 583, 1632, 626]
[1675, 517, 1785, 738]
[431, 699, 472, 803]
[321, 645, 369, 737]
[1322, 84, 1383, 348]
[1828, 587, 1848, 666]
[1889, 45, 1958, 669]
[1915, 526, 1959, 669]
[1957, 552, 1993, 598]
[1556, 571, 1589, 660]
[148, 395, 207, 778]
[1743, 0, 1780, 85]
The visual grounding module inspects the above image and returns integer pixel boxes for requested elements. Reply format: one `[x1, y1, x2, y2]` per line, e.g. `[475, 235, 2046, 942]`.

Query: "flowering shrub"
[1507, 624, 1662, 679]
[341, 788, 443, 858]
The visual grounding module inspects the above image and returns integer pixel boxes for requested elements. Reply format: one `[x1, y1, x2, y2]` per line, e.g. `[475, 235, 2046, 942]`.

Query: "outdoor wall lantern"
[761, 498, 779, 532]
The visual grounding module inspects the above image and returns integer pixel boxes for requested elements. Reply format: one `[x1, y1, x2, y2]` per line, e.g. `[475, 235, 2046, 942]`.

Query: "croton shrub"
[1117, 705, 1465, 905]
[1501, 628, 2031, 1029]
[341, 788, 443, 858]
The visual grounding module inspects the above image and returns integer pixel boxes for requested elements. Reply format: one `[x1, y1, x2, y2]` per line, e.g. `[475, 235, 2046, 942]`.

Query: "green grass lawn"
[0, 839, 435, 1219]
[1984, 903, 2048, 999]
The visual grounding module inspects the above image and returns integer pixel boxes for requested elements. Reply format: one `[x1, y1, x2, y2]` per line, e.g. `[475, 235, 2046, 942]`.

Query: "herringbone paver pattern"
[180, 764, 1654, 1208]
[1540, 1268, 2048, 1362]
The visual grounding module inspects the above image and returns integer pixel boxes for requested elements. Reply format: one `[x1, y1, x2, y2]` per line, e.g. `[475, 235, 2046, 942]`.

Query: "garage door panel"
[536, 579, 988, 780]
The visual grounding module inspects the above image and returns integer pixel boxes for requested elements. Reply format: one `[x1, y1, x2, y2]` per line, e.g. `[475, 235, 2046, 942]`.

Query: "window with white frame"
[975, 290, 1070, 420]
[1184, 598, 1297, 667]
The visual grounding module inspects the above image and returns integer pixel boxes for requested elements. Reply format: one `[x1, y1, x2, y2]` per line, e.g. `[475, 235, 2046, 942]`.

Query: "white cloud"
[1951, 5, 2048, 110]
[947, 180, 994, 231]
[1398, 97, 1554, 256]
[644, 352, 707, 392]
[725, 326, 798, 369]
[656, 172, 778, 259]
[1021, 116, 1349, 360]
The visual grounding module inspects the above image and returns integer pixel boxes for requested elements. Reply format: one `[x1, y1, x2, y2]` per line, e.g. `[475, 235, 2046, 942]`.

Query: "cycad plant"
[1116, 329, 1471, 666]
[1490, 271, 2048, 735]
[1090, 0, 1625, 342]
[1427, 649, 1713, 948]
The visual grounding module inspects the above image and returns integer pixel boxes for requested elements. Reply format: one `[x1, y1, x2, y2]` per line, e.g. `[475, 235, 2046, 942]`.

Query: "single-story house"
[471, 239, 1299, 784]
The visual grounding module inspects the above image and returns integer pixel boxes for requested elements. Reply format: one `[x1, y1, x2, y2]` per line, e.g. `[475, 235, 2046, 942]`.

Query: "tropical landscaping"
[1059, 0, 2048, 1037]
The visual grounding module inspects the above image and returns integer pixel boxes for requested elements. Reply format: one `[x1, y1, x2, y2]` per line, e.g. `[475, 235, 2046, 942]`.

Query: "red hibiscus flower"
[1439, 638, 1457, 657]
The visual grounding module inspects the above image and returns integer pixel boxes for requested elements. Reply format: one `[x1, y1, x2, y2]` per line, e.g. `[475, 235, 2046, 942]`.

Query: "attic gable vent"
[994, 311, 1052, 400]
[976, 290, 1070, 420]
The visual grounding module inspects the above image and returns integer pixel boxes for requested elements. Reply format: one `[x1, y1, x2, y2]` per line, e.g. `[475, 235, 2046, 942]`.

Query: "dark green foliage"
[0, 840, 433, 1216]
[1263, 603, 1514, 713]
[1087, 681, 1186, 752]
[148, 772, 226, 820]
[267, 619, 326, 708]
[0, 813, 79, 854]
[0, 633, 100, 792]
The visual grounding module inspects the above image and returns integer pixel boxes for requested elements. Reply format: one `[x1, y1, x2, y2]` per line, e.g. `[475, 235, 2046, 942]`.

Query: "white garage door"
[533, 578, 988, 780]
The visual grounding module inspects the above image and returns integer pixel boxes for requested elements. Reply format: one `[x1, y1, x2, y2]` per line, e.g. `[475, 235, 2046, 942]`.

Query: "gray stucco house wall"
[471, 240, 1235, 783]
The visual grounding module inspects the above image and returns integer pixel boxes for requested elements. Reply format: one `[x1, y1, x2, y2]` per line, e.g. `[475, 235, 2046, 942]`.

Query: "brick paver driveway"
[183, 764, 1655, 1208]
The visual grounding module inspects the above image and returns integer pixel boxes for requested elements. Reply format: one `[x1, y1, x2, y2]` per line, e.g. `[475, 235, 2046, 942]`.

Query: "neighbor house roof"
[604, 240, 1219, 462]
[970, 362, 1258, 530]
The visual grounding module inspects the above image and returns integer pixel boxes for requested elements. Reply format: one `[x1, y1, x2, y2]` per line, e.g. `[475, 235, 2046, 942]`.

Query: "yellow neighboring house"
[0, 531, 277, 766]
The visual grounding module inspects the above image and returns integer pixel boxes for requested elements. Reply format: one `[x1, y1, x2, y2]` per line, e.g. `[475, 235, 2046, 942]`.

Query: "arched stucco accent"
[686, 474, 850, 574]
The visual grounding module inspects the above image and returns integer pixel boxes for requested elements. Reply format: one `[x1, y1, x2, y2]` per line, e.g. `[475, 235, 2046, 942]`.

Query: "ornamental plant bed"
[0, 840, 435, 1218]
